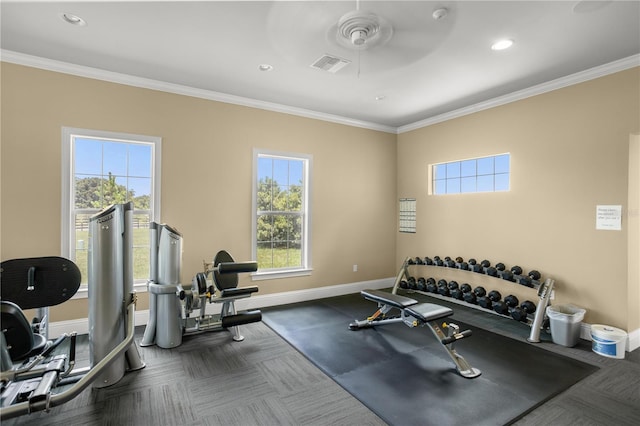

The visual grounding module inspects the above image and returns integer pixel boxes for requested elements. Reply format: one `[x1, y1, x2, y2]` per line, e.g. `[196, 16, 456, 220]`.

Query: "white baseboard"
[47, 278, 640, 353]
[47, 277, 394, 338]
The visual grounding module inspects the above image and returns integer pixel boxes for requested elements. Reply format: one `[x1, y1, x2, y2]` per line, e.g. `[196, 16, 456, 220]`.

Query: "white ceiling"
[2, 1, 639, 132]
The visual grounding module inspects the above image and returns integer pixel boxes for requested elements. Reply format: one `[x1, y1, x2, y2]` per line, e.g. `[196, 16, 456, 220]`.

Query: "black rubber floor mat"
[263, 293, 598, 426]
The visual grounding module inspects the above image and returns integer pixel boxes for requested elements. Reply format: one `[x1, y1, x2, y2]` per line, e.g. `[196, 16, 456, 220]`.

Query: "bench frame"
[349, 259, 481, 379]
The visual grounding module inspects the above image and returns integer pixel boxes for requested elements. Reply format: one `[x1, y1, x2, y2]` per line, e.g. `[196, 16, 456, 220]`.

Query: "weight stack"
[88, 202, 145, 388]
[141, 223, 183, 349]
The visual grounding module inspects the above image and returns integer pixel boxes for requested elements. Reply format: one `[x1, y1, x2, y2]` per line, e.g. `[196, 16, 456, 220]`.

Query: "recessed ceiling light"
[60, 13, 87, 26]
[258, 64, 273, 72]
[432, 8, 448, 21]
[375, 95, 386, 101]
[491, 39, 514, 51]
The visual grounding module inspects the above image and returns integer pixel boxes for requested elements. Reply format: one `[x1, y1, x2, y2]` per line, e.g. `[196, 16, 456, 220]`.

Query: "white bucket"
[591, 324, 627, 359]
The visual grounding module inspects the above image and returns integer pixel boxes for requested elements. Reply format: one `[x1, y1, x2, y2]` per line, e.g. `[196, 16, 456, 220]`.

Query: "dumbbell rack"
[394, 256, 555, 343]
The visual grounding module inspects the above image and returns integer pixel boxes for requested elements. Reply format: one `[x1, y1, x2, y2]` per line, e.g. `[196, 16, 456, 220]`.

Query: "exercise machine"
[141, 223, 262, 349]
[1, 202, 145, 419]
[349, 260, 481, 379]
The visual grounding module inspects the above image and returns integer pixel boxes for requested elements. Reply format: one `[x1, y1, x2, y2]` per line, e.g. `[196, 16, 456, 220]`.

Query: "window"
[432, 153, 510, 195]
[62, 127, 161, 288]
[252, 150, 311, 278]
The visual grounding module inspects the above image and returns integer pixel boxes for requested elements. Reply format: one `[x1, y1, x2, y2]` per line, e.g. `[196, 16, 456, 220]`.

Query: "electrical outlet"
[353, 264, 358, 272]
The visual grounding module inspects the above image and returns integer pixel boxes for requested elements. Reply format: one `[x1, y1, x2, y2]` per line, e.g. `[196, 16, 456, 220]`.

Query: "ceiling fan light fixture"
[351, 29, 368, 46]
[336, 10, 392, 50]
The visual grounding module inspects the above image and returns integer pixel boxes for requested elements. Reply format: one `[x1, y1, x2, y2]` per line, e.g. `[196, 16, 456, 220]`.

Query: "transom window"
[62, 127, 161, 287]
[252, 150, 311, 278]
[432, 153, 510, 195]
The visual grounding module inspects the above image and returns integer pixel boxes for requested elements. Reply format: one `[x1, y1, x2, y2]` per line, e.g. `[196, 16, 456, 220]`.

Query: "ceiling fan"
[266, 1, 456, 75]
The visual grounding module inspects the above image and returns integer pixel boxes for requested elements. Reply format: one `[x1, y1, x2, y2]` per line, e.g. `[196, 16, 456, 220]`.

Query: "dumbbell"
[504, 294, 519, 308]
[444, 281, 460, 298]
[480, 260, 491, 268]
[501, 270, 516, 282]
[458, 262, 469, 271]
[528, 270, 541, 281]
[518, 276, 534, 288]
[493, 300, 509, 315]
[493, 292, 518, 315]
[399, 280, 409, 289]
[495, 263, 506, 271]
[407, 276, 417, 289]
[434, 257, 444, 266]
[450, 283, 465, 300]
[469, 258, 483, 273]
[464, 286, 485, 304]
[511, 300, 536, 322]
[437, 279, 449, 296]
[460, 283, 475, 304]
[486, 266, 498, 277]
[424, 257, 433, 265]
[414, 257, 424, 265]
[510, 265, 523, 276]
[455, 257, 464, 264]
[426, 277, 438, 293]
[478, 290, 502, 310]
[473, 286, 486, 297]
[445, 259, 456, 268]
[416, 277, 427, 291]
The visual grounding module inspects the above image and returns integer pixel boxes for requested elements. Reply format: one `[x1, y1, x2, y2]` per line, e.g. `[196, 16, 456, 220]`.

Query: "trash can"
[546, 304, 586, 347]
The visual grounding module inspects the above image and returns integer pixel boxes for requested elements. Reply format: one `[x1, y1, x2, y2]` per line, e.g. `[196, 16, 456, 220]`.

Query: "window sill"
[251, 268, 313, 281]
[71, 282, 150, 300]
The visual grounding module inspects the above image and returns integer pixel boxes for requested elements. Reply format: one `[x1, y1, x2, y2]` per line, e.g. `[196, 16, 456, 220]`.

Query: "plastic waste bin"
[546, 304, 586, 347]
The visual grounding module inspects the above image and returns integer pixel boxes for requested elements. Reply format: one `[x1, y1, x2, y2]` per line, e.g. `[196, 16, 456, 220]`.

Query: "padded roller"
[219, 286, 259, 298]
[217, 261, 258, 274]
[221, 310, 262, 328]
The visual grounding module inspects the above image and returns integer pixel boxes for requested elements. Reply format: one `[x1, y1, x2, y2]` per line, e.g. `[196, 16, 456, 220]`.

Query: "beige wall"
[2, 62, 638, 331]
[397, 68, 640, 329]
[0, 63, 398, 322]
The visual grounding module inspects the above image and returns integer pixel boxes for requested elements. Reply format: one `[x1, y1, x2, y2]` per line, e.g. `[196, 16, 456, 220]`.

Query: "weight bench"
[349, 289, 481, 379]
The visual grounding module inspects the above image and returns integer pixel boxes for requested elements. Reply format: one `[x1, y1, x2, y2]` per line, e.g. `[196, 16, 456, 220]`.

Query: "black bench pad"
[405, 303, 453, 322]
[361, 289, 418, 309]
[219, 286, 259, 298]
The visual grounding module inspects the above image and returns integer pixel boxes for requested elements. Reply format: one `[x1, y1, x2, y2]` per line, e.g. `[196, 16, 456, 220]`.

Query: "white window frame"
[251, 148, 312, 280]
[61, 127, 162, 296]
[430, 153, 510, 195]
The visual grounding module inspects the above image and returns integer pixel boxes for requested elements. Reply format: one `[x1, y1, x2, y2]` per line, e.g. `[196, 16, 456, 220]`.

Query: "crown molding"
[0, 50, 397, 134]
[398, 54, 640, 134]
[2, 50, 637, 136]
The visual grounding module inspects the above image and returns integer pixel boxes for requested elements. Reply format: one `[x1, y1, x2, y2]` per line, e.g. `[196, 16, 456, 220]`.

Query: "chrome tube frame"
[0, 296, 139, 421]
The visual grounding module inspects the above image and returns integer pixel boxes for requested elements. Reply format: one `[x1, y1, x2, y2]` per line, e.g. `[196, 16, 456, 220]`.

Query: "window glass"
[253, 151, 310, 275]
[432, 153, 510, 195]
[63, 128, 160, 287]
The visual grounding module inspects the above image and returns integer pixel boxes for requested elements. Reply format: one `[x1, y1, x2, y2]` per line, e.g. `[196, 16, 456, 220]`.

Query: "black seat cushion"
[1, 301, 37, 360]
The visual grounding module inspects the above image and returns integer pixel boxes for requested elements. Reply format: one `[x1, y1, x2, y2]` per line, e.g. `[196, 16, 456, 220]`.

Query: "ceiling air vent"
[310, 54, 351, 73]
